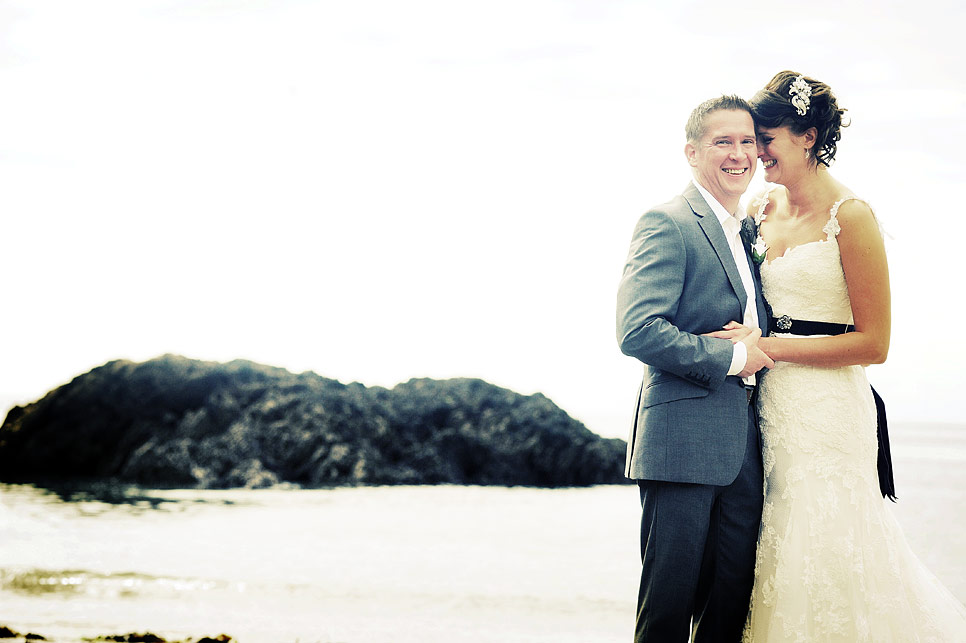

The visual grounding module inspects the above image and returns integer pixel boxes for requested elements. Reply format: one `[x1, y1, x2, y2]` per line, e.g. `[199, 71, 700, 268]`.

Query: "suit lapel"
[683, 183, 747, 312]
[750, 252, 770, 335]
[745, 240, 769, 336]
[740, 215, 772, 334]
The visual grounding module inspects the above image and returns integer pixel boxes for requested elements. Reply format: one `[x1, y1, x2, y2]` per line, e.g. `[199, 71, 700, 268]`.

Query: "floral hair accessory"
[789, 75, 812, 117]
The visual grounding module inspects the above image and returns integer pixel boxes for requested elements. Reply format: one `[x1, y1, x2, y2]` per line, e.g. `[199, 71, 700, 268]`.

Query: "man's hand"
[738, 327, 774, 377]
[703, 320, 755, 343]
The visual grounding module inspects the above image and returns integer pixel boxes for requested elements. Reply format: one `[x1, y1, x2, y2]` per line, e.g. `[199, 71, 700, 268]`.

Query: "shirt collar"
[691, 180, 747, 229]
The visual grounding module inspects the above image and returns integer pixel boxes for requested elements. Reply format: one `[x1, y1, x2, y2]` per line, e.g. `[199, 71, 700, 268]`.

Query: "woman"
[714, 71, 966, 641]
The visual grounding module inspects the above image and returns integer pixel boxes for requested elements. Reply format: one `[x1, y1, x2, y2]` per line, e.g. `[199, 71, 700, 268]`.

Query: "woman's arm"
[758, 200, 891, 367]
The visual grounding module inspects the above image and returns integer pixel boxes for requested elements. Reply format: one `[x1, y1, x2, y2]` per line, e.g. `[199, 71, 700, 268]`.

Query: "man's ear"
[685, 143, 697, 167]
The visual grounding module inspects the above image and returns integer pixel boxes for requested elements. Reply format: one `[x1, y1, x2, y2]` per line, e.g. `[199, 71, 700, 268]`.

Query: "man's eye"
[743, 139, 756, 145]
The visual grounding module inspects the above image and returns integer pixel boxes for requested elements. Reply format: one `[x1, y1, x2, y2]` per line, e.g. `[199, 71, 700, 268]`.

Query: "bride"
[713, 71, 966, 641]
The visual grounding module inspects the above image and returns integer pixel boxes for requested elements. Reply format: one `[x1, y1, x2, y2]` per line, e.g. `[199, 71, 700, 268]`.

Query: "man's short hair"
[685, 95, 753, 143]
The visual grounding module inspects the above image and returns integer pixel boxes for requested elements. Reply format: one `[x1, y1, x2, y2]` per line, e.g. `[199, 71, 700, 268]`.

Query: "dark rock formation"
[0, 626, 229, 642]
[0, 625, 46, 640]
[0, 355, 628, 488]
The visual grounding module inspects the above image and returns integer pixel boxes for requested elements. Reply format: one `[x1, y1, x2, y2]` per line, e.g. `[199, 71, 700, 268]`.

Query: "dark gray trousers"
[634, 403, 763, 643]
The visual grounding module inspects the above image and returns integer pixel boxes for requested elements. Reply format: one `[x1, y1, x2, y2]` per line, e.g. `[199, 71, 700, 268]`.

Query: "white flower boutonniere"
[751, 234, 768, 265]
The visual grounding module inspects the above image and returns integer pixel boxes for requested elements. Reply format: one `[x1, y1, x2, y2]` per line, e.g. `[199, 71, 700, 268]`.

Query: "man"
[616, 96, 773, 642]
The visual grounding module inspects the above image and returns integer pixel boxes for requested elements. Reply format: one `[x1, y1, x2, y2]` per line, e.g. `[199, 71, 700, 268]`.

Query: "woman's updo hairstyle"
[750, 71, 848, 167]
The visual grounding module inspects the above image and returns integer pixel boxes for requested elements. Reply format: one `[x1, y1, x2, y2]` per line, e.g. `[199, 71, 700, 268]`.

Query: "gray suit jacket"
[616, 182, 768, 486]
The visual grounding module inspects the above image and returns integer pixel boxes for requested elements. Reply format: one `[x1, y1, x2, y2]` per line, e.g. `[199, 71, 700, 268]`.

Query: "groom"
[616, 95, 772, 642]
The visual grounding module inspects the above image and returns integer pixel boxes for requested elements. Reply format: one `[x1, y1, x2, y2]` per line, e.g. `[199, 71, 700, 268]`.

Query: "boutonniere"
[751, 234, 768, 265]
[739, 216, 768, 265]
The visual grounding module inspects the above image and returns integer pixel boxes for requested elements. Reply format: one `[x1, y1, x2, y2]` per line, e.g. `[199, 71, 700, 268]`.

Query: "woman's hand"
[703, 321, 754, 344]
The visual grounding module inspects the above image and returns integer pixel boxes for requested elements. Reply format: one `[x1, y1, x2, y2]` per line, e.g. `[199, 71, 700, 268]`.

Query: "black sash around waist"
[769, 315, 854, 335]
[768, 316, 897, 502]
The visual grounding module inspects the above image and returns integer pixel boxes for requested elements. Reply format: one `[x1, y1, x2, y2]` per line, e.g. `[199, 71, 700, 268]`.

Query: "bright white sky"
[1, 0, 964, 439]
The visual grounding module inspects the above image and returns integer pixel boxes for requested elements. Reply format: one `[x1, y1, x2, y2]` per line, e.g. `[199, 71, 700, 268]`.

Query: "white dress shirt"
[692, 180, 759, 383]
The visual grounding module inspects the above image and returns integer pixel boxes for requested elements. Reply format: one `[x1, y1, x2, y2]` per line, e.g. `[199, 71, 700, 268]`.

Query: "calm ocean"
[1, 422, 963, 643]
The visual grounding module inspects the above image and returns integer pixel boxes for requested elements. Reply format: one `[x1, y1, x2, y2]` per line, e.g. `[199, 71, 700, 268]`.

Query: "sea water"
[0, 423, 963, 643]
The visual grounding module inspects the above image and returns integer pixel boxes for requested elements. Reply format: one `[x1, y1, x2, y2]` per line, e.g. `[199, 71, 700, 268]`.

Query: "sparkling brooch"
[776, 315, 793, 331]
[789, 75, 812, 117]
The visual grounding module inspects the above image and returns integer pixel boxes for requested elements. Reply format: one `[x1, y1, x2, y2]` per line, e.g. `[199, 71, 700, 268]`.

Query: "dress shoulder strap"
[825, 195, 869, 239]
[752, 187, 777, 224]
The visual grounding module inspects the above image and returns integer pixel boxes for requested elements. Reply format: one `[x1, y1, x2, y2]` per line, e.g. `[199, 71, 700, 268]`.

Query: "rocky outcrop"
[0, 355, 628, 488]
[0, 625, 231, 642]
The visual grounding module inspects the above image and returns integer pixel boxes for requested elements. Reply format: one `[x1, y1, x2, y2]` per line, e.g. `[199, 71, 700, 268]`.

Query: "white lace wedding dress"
[742, 193, 966, 642]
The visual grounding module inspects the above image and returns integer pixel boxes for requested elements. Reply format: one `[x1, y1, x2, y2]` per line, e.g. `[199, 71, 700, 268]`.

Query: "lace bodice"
[755, 190, 857, 328]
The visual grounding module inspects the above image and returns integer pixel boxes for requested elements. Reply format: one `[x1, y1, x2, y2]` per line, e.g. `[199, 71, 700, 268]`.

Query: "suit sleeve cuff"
[727, 341, 747, 376]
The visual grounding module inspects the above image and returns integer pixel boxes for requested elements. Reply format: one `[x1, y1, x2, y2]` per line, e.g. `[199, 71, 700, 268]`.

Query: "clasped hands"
[705, 321, 775, 378]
